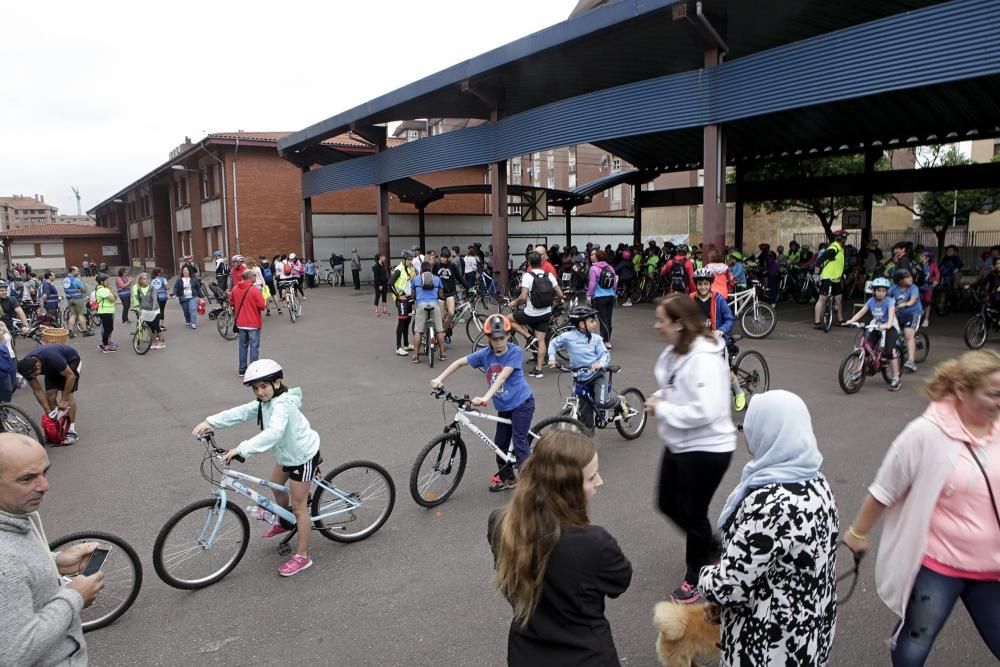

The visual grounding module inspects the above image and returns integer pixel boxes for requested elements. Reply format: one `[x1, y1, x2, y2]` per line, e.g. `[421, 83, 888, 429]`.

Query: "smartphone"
[81, 546, 112, 576]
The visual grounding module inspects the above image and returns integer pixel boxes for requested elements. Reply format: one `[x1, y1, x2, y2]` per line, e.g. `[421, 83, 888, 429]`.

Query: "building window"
[547, 153, 555, 174]
[568, 173, 577, 189]
[201, 166, 216, 199]
[612, 158, 622, 174]
[611, 185, 622, 208]
[547, 175, 555, 190]
[175, 178, 189, 207]
[568, 147, 577, 174]
[511, 157, 521, 178]
[994, 138, 1000, 157]
[407, 129, 420, 142]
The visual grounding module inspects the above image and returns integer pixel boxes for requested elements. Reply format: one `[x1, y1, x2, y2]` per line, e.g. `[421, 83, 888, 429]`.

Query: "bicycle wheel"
[152, 498, 249, 590]
[410, 432, 468, 507]
[820, 299, 834, 333]
[132, 322, 152, 355]
[0, 402, 45, 444]
[734, 350, 770, 399]
[313, 460, 395, 542]
[427, 328, 436, 368]
[964, 314, 988, 350]
[741, 302, 777, 339]
[614, 387, 646, 440]
[629, 281, 644, 304]
[838, 350, 868, 394]
[913, 331, 930, 364]
[476, 294, 500, 315]
[289, 295, 298, 323]
[49, 531, 142, 632]
[217, 308, 237, 341]
[550, 325, 574, 365]
[793, 282, 813, 304]
[527, 416, 587, 450]
[465, 312, 487, 343]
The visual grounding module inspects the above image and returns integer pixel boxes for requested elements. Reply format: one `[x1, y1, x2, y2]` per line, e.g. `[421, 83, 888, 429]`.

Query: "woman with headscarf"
[843, 350, 1000, 666]
[699, 390, 839, 666]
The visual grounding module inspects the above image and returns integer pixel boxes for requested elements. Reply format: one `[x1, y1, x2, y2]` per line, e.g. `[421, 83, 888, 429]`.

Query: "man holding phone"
[0, 433, 104, 665]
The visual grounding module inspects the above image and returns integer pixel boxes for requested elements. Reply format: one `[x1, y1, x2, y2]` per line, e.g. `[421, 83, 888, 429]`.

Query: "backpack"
[528, 270, 555, 309]
[42, 408, 71, 445]
[597, 265, 615, 290]
[669, 260, 689, 290]
[421, 271, 435, 290]
[262, 265, 272, 282]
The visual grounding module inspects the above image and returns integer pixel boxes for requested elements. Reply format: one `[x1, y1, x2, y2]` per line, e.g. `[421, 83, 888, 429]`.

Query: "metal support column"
[861, 147, 879, 249]
[564, 207, 572, 247]
[417, 204, 427, 252]
[702, 48, 727, 253]
[734, 166, 744, 251]
[375, 130, 391, 264]
[490, 161, 509, 294]
[302, 167, 314, 259]
[633, 186, 642, 245]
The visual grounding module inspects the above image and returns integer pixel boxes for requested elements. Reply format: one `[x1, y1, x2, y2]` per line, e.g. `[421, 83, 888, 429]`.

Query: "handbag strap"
[962, 441, 1000, 532]
[234, 285, 252, 321]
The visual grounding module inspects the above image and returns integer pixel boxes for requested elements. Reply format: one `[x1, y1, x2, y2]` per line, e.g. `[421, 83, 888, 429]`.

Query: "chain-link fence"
[791, 228, 1000, 266]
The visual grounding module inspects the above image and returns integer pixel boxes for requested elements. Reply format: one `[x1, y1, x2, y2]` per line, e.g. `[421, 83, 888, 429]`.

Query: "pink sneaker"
[278, 554, 312, 577]
[261, 524, 289, 539]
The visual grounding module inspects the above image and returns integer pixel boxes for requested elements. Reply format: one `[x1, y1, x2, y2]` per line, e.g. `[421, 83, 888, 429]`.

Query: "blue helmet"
[872, 277, 892, 289]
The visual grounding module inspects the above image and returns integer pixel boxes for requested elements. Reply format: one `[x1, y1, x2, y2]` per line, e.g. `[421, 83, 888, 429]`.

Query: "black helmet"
[893, 268, 912, 283]
[568, 305, 599, 325]
[95, 273, 109, 283]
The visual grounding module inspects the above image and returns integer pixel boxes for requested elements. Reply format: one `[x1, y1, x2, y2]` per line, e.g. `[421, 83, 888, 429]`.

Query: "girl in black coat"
[372, 253, 389, 316]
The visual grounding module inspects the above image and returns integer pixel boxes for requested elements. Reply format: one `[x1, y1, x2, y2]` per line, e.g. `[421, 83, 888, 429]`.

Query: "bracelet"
[847, 526, 868, 540]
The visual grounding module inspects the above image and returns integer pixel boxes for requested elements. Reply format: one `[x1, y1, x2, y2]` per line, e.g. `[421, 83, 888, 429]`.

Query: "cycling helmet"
[287, 253, 296, 260]
[482, 313, 512, 339]
[872, 277, 892, 289]
[95, 273, 109, 283]
[674, 244, 688, 255]
[401, 250, 413, 260]
[212, 251, 223, 258]
[728, 250, 744, 261]
[243, 359, 284, 385]
[833, 229, 849, 239]
[693, 268, 714, 282]
[0, 280, 7, 289]
[893, 268, 912, 283]
[788, 240, 799, 248]
[622, 250, 632, 261]
[568, 305, 599, 325]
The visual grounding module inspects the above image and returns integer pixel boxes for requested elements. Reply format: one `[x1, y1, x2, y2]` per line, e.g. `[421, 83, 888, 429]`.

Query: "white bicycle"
[727, 280, 776, 339]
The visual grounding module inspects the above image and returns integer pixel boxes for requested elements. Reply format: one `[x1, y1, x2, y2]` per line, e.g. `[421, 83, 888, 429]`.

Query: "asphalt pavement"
[28, 286, 996, 666]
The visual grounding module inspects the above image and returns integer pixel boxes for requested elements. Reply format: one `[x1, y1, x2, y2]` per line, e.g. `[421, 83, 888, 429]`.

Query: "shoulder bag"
[232, 285, 252, 334]
[963, 442, 1000, 532]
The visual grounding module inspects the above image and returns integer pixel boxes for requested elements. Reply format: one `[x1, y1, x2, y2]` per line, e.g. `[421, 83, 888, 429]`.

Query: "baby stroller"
[206, 283, 227, 320]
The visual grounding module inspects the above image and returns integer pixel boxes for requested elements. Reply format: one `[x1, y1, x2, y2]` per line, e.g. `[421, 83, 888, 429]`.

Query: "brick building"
[0, 224, 122, 276]
[0, 195, 58, 228]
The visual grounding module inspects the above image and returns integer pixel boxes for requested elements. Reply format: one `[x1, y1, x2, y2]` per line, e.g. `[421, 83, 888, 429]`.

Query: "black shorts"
[513, 309, 550, 332]
[283, 451, 322, 482]
[820, 279, 843, 297]
[44, 359, 80, 393]
[897, 311, 921, 329]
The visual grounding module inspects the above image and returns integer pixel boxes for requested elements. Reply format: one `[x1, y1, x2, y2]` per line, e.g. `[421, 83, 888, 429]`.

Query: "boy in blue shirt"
[431, 314, 534, 492]
[411, 263, 447, 363]
[888, 268, 922, 372]
[546, 305, 617, 429]
[727, 250, 747, 291]
[843, 276, 900, 390]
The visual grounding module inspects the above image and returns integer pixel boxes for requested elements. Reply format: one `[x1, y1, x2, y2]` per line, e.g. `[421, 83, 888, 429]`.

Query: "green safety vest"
[392, 261, 414, 294]
[786, 250, 801, 266]
[820, 242, 845, 281]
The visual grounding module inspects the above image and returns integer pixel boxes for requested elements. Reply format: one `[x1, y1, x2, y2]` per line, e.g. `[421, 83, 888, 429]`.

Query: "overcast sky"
[0, 0, 571, 214]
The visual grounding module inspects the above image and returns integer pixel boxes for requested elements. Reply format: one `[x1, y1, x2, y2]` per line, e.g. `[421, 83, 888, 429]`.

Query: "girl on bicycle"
[842, 276, 901, 391]
[546, 305, 617, 430]
[431, 314, 535, 493]
[192, 359, 321, 577]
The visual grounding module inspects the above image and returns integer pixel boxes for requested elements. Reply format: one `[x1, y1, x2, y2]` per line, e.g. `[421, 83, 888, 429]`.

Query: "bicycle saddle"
[422, 303, 436, 310]
[606, 365, 621, 373]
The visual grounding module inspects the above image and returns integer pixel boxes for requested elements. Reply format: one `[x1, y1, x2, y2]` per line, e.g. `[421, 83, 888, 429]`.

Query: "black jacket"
[172, 275, 205, 299]
[372, 263, 389, 286]
[488, 511, 632, 666]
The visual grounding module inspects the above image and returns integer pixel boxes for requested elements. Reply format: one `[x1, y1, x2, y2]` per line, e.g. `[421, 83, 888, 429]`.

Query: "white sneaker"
[404, 344, 414, 351]
[623, 301, 633, 307]
[396, 347, 408, 356]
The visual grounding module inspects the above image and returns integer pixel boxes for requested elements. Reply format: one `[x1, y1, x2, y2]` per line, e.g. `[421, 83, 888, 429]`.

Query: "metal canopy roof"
[279, 0, 950, 160]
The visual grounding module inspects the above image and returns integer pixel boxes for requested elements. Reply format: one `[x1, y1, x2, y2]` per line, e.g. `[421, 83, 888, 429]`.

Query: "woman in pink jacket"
[844, 350, 1000, 666]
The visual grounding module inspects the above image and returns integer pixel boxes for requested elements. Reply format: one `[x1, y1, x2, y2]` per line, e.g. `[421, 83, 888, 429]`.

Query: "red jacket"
[230, 279, 265, 329]
[660, 258, 695, 293]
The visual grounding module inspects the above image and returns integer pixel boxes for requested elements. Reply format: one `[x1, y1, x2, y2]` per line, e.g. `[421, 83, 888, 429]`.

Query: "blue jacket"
[547, 329, 610, 382]
[695, 292, 734, 337]
[207, 387, 320, 467]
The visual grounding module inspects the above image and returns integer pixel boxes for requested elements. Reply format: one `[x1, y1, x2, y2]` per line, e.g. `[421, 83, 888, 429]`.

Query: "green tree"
[743, 153, 889, 242]
[891, 145, 1000, 255]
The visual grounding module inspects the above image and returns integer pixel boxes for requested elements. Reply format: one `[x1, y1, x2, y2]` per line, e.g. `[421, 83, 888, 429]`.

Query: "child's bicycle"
[410, 387, 586, 507]
[727, 334, 771, 402]
[837, 322, 899, 394]
[279, 280, 302, 323]
[554, 365, 646, 440]
[152, 431, 395, 589]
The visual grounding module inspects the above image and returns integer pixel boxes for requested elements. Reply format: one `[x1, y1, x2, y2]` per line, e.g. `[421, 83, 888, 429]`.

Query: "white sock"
[69, 423, 77, 433]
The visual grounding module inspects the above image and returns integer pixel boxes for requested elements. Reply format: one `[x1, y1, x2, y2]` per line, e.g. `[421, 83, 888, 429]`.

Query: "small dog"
[652, 601, 721, 667]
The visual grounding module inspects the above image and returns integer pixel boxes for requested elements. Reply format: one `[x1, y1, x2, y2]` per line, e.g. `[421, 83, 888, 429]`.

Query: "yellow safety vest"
[820, 242, 845, 281]
[392, 261, 414, 294]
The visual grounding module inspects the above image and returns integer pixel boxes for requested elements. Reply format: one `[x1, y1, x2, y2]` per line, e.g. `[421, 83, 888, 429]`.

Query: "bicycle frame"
[449, 409, 516, 465]
[727, 287, 759, 318]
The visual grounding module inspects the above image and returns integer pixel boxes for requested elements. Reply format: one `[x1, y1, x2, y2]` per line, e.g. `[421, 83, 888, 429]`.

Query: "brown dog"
[652, 601, 721, 667]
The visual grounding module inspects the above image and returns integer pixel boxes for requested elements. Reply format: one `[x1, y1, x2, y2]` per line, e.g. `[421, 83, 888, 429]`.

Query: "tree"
[891, 145, 1000, 256]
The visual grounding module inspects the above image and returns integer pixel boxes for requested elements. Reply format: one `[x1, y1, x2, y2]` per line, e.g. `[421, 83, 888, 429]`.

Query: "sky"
[0, 0, 572, 214]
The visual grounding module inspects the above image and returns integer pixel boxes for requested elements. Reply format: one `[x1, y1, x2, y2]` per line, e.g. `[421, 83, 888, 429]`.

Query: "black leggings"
[657, 448, 732, 584]
[120, 294, 131, 322]
[374, 284, 388, 305]
[99, 313, 114, 346]
[593, 295, 615, 342]
[395, 298, 411, 348]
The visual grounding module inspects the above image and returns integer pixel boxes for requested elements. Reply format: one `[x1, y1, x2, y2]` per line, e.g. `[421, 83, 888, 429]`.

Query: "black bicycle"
[0, 401, 45, 443]
[964, 301, 1000, 350]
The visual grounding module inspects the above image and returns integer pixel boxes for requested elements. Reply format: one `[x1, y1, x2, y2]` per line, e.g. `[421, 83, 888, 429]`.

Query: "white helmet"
[288, 253, 297, 260]
[242, 359, 283, 385]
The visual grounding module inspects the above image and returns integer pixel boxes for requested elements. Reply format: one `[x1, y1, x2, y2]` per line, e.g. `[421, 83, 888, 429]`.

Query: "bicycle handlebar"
[195, 430, 246, 464]
[431, 386, 475, 410]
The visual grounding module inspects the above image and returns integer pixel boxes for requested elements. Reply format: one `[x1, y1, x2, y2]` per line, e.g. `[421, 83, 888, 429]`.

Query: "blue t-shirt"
[150, 276, 169, 301]
[467, 344, 532, 412]
[411, 275, 443, 304]
[888, 284, 922, 319]
[865, 296, 894, 325]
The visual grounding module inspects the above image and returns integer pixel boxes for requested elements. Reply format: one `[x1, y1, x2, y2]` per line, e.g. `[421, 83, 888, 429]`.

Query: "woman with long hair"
[488, 431, 631, 665]
[115, 267, 132, 324]
[645, 293, 736, 604]
[844, 350, 1000, 666]
[372, 253, 389, 316]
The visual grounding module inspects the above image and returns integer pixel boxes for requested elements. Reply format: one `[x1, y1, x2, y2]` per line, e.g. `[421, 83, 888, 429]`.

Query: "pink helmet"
[622, 250, 632, 261]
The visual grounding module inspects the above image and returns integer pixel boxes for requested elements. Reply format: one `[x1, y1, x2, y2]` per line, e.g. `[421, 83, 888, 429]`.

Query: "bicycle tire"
[550, 324, 574, 365]
[838, 350, 868, 394]
[152, 498, 249, 590]
[217, 309, 237, 341]
[49, 531, 142, 632]
[326, 274, 334, 287]
[734, 350, 770, 399]
[410, 433, 468, 507]
[820, 299, 833, 333]
[133, 322, 152, 355]
[933, 289, 949, 317]
[614, 387, 646, 440]
[0, 402, 45, 444]
[913, 331, 930, 364]
[428, 327, 436, 368]
[289, 295, 298, 323]
[742, 302, 777, 339]
[629, 281, 644, 304]
[313, 460, 396, 542]
[465, 312, 487, 343]
[475, 295, 500, 315]
[964, 314, 988, 350]
[527, 416, 587, 451]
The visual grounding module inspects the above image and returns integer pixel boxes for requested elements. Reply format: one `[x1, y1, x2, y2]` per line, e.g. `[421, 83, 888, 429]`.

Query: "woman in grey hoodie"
[644, 294, 737, 604]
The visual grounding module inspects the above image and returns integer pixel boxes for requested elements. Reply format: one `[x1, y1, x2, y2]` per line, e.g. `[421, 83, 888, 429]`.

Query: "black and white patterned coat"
[699, 476, 839, 666]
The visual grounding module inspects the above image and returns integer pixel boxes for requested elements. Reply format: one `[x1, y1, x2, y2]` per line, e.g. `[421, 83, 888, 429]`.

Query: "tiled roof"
[207, 131, 405, 149]
[0, 196, 56, 210]
[0, 224, 120, 238]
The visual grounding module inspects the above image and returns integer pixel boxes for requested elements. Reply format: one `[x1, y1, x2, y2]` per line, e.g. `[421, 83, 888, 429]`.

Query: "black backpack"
[528, 270, 555, 308]
[597, 265, 616, 290]
[669, 260, 688, 289]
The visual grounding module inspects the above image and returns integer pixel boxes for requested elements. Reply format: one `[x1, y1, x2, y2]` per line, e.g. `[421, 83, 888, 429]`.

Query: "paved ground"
[28, 286, 996, 666]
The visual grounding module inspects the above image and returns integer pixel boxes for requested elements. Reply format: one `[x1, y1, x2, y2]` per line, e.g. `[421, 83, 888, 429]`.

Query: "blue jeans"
[891, 566, 1000, 666]
[494, 395, 535, 481]
[180, 298, 198, 325]
[237, 328, 261, 374]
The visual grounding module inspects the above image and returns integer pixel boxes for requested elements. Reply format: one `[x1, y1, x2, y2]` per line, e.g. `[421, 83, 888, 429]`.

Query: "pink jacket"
[869, 398, 1000, 643]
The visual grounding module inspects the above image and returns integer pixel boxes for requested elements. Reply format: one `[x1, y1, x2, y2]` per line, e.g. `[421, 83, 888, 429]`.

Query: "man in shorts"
[435, 248, 465, 344]
[410, 263, 447, 363]
[17, 344, 81, 445]
[510, 251, 563, 378]
[62, 266, 93, 338]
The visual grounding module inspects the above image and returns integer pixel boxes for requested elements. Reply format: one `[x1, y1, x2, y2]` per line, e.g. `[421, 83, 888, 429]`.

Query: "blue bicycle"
[556, 365, 647, 440]
[152, 431, 395, 589]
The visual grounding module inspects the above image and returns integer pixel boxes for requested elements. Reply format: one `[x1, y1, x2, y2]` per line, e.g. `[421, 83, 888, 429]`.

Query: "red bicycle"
[837, 322, 898, 394]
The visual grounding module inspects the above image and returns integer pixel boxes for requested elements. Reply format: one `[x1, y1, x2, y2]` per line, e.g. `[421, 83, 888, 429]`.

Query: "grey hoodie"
[0, 510, 86, 667]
